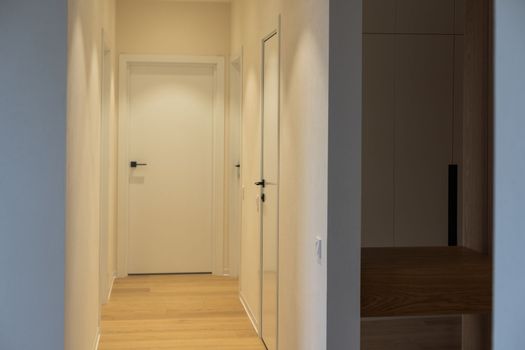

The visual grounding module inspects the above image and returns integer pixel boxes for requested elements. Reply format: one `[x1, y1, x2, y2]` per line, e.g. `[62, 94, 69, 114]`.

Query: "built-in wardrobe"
[360, 0, 493, 349]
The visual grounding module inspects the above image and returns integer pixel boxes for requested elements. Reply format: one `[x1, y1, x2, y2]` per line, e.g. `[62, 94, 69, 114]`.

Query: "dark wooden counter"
[361, 247, 492, 317]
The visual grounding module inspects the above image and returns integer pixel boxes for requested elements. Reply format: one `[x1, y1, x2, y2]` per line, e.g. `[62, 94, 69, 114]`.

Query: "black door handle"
[130, 161, 148, 168]
[254, 179, 266, 187]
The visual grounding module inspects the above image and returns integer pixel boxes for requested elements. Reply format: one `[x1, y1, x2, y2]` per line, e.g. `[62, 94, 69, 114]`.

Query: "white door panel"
[128, 64, 215, 274]
[261, 33, 279, 350]
[229, 58, 242, 278]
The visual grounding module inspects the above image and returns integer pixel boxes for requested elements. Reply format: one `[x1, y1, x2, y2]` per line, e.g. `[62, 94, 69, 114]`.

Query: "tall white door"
[260, 32, 280, 350]
[127, 63, 215, 274]
[229, 58, 243, 277]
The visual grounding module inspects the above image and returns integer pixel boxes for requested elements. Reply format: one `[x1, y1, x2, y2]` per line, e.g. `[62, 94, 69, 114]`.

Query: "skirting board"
[107, 274, 116, 302]
[240, 292, 259, 335]
[92, 327, 100, 350]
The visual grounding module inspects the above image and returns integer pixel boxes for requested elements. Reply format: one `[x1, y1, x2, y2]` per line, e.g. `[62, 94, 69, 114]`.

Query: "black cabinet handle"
[448, 164, 458, 246]
[130, 161, 148, 168]
[254, 179, 266, 187]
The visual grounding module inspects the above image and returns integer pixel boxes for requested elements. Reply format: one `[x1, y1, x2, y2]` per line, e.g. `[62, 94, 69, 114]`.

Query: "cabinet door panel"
[364, 0, 396, 33]
[394, 35, 455, 247]
[362, 35, 396, 247]
[397, 0, 455, 34]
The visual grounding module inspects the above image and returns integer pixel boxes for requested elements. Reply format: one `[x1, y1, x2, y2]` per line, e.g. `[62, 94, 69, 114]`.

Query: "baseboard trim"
[107, 274, 116, 301]
[240, 292, 259, 335]
[92, 327, 100, 350]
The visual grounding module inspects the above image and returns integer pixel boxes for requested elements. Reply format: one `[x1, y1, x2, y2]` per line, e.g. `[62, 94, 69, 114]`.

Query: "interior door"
[127, 63, 215, 274]
[260, 32, 280, 350]
[229, 57, 243, 277]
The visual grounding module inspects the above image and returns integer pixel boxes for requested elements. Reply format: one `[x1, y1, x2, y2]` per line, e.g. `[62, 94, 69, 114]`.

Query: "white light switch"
[315, 237, 323, 264]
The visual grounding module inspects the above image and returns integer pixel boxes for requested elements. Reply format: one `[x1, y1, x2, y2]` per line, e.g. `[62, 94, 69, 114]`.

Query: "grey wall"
[0, 1, 66, 349]
[493, 0, 525, 349]
[327, 0, 362, 349]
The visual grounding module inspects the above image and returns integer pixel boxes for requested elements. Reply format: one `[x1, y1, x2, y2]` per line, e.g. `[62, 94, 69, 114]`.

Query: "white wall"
[231, 1, 330, 348]
[0, 1, 67, 349]
[230, 0, 264, 330]
[493, 0, 525, 348]
[66, 0, 117, 349]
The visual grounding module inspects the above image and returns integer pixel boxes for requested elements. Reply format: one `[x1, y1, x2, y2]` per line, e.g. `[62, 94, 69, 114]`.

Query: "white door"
[229, 57, 243, 277]
[260, 32, 279, 350]
[127, 63, 215, 274]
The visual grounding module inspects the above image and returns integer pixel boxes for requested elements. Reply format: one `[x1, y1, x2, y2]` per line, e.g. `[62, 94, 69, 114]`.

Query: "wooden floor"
[99, 274, 265, 350]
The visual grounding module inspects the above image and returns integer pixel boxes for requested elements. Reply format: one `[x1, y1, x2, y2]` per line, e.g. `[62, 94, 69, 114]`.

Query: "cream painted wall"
[66, 0, 117, 349]
[117, 0, 230, 56]
[231, 1, 329, 349]
[104, 0, 120, 304]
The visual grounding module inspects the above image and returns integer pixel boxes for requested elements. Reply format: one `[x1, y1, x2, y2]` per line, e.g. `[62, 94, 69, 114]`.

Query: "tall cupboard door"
[362, 34, 456, 247]
[394, 35, 455, 247]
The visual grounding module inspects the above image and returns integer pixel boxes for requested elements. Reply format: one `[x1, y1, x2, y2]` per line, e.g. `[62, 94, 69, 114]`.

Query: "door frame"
[117, 54, 226, 277]
[259, 26, 281, 349]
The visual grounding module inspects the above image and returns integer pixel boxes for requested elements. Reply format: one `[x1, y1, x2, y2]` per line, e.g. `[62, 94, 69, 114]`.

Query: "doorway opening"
[360, 0, 493, 349]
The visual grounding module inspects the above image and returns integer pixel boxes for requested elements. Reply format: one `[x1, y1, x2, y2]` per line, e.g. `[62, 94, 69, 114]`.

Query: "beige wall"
[66, 0, 117, 349]
[231, 0, 329, 349]
[106, 0, 120, 303]
[117, 0, 230, 56]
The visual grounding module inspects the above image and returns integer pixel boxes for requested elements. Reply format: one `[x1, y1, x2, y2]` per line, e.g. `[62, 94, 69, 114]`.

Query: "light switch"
[315, 237, 323, 264]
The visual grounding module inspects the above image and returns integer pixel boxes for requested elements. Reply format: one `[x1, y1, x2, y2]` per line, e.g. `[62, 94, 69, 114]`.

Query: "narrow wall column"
[328, 0, 362, 349]
[493, 0, 525, 348]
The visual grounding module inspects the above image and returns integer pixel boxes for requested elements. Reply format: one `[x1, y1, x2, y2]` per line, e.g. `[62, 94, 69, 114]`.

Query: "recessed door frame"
[117, 55, 225, 277]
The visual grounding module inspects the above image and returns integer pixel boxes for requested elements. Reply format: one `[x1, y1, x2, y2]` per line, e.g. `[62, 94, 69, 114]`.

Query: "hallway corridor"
[99, 275, 265, 350]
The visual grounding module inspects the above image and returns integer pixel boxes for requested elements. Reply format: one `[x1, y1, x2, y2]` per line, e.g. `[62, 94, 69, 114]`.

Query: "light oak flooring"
[99, 274, 265, 350]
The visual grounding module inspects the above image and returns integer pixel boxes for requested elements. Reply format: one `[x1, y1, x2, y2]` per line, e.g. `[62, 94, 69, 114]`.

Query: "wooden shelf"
[361, 247, 492, 318]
